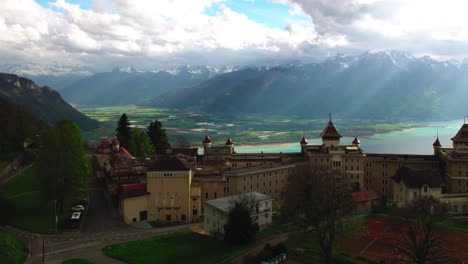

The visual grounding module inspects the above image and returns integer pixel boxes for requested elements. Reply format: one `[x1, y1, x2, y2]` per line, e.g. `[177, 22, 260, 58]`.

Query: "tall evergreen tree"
[146, 120, 168, 154]
[116, 113, 131, 148]
[128, 129, 154, 157]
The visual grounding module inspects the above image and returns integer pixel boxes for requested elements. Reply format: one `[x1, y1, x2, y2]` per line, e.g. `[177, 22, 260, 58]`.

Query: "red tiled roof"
[165, 143, 173, 149]
[102, 139, 112, 144]
[119, 147, 133, 158]
[451, 124, 468, 142]
[433, 137, 441, 147]
[225, 138, 234, 145]
[120, 183, 149, 199]
[203, 135, 212, 143]
[352, 137, 360, 144]
[112, 137, 120, 145]
[113, 158, 122, 165]
[300, 136, 308, 144]
[352, 190, 379, 202]
[320, 121, 342, 138]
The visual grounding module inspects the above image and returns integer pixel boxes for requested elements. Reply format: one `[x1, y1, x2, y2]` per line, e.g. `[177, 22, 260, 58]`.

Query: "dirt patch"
[339, 216, 468, 264]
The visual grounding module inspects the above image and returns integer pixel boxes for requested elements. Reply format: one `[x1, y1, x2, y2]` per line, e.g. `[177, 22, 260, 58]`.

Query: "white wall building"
[392, 167, 444, 207]
[204, 192, 273, 238]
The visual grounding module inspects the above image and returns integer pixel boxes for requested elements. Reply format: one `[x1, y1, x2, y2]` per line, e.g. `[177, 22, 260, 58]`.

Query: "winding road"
[0, 152, 197, 264]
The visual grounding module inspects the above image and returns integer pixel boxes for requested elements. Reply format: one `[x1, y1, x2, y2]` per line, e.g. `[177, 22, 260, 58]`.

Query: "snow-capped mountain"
[153, 50, 468, 121]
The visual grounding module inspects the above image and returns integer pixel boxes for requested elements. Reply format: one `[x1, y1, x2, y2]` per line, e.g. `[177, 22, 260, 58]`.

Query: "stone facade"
[96, 120, 468, 225]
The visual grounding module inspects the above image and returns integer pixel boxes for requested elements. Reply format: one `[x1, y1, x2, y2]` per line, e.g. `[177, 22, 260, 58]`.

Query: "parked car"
[72, 205, 85, 211]
[69, 212, 81, 228]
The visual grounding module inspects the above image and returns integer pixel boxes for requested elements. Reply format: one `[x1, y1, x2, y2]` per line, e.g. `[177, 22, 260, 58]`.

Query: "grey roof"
[204, 192, 272, 213]
[147, 157, 191, 171]
[392, 167, 445, 188]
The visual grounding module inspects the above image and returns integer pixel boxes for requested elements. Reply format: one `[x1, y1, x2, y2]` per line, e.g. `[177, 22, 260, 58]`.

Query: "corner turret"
[203, 135, 212, 152]
[112, 137, 120, 152]
[300, 136, 308, 152]
[451, 124, 468, 154]
[165, 143, 173, 155]
[225, 138, 234, 153]
[352, 137, 360, 148]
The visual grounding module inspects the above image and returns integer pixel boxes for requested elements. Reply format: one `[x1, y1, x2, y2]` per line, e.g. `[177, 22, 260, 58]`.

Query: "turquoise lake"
[234, 119, 465, 154]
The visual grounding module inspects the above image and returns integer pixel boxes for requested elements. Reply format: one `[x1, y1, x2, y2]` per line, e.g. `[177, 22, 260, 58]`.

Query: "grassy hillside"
[0, 232, 27, 264]
[0, 165, 59, 233]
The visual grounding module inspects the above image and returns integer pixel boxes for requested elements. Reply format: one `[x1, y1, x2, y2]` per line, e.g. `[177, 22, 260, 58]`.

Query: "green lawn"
[284, 216, 378, 264]
[0, 152, 18, 171]
[62, 259, 95, 264]
[0, 165, 61, 233]
[439, 219, 468, 233]
[256, 223, 297, 238]
[0, 231, 27, 264]
[103, 232, 247, 264]
[0, 160, 9, 171]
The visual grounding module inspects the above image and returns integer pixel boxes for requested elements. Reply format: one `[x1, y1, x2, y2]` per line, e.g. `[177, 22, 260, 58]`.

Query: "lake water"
[235, 119, 465, 155]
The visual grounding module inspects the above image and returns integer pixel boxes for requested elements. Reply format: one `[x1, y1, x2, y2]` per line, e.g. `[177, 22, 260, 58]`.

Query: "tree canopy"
[146, 120, 168, 154]
[38, 120, 89, 212]
[283, 164, 354, 264]
[116, 113, 131, 149]
[391, 197, 453, 264]
[128, 129, 154, 157]
[0, 97, 47, 154]
[224, 196, 258, 244]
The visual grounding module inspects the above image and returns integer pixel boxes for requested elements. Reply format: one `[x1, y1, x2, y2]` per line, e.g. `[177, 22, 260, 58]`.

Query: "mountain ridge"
[0, 73, 99, 130]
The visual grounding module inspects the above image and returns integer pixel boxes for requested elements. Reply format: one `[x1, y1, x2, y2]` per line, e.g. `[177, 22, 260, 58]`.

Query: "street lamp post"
[54, 199, 57, 233]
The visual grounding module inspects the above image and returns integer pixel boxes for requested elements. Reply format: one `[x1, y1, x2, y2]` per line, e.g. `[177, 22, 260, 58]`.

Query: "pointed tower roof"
[165, 143, 173, 149]
[433, 137, 441, 147]
[320, 121, 342, 138]
[225, 138, 234, 145]
[203, 135, 212, 143]
[300, 136, 308, 144]
[112, 137, 120, 145]
[352, 137, 360, 144]
[451, 124, 468, 142]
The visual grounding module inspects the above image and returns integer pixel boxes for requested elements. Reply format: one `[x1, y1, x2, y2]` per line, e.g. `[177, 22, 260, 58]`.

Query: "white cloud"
[5, 0, 468, 70]
[0, 0, 348, 69]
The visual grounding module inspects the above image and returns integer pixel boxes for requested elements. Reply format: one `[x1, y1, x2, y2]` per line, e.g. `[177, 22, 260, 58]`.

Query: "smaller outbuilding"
[352, 190, 380, 214]
[204, 192, 272, 238]
[392, 166, 445, 207]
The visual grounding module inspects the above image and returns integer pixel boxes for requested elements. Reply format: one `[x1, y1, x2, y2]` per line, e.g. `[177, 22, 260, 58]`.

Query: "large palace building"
[95, 120, 468, 225]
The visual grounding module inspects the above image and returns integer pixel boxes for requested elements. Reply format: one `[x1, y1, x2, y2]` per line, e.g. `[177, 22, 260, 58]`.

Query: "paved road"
[1, 155, 199, 264]
[81, 168, 130, 234]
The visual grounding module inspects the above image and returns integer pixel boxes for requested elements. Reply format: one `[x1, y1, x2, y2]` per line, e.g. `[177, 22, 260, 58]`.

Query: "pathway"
[0, 152, 201, 264]
[224, 232, 295, 264]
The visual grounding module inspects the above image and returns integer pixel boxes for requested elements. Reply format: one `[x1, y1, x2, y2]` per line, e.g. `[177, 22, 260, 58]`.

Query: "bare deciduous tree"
[283, 163, 354, 264]
[391, 197, 455, 264]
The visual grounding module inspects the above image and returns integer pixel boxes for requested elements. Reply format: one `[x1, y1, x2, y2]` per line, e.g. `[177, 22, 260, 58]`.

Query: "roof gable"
[320, 121, 342, 138]
[148, 157, 191, 171]
[452, 124, 468, 142]
[392, 167, 444, 188]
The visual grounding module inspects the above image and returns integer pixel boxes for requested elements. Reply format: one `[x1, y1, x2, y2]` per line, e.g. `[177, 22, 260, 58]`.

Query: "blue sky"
[204, 0, 311, 29]
[34, 0, 311, 30]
